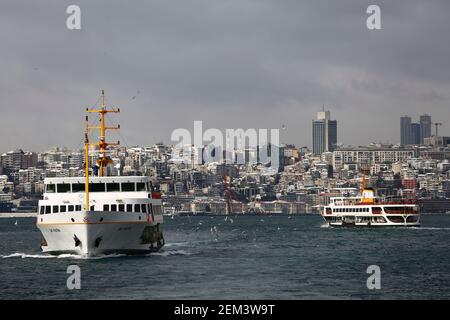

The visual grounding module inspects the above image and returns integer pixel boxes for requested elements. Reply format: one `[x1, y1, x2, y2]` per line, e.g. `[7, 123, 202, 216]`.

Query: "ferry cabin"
[38, 176, 162, 216]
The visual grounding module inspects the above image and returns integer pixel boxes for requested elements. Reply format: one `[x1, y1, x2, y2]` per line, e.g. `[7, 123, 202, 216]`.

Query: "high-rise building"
[400, 116, 412, 146]
[411, 123, 421, 145]
[420, 114, 432, 143]
[312, 109, 337, 155]
[401, 114, 432, 146]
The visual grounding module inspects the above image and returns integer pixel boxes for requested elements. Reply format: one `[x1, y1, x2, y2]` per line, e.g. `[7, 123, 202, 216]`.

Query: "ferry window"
[103, 204, 109, 211]
[72, 183, 85, 193]
[45, 206, 51, 214]
[141, 204, 147, 213]
[126, 204, 133, 212]
[53, 205, 59, 213]
[40, 206, 44, 215]
[118, 204, 125, 212]
[122, 183, 135, 192]
[68, 205, 74, 212]
[137, 183, 146, 192]
[134, 204, 141, 213]
[57, 184, 71, 193]
[60, 205, 67, 213]
[107, 183, 120, 192]
[75, 205, 81, 211]
[46, 184, 56, 193]
[90, 206, 95, 211]
[111, 204, 117, 211]
[90, 183, 105, 192]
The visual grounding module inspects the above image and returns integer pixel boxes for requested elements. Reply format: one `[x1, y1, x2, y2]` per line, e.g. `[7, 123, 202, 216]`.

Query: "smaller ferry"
[321, 177, 420, 227]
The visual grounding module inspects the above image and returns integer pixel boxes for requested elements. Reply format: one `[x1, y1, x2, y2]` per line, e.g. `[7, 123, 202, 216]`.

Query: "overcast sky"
[1, 0, 449, 152]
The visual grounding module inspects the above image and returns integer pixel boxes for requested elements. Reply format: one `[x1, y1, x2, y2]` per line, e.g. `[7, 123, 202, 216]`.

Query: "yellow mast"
[86, 90, 120, 177]
[84, 116, 90, 210]
[84, 90, 120, 211]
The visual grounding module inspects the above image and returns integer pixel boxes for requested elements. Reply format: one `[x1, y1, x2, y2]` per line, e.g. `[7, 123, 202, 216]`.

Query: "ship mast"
[84, 116, 90, 210]
[86, 90, 120, 177]
[84, 90, 120, 210]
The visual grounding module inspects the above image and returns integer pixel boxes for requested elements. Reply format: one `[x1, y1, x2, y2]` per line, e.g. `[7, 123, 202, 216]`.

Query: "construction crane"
[223, 175, 232, 215]
[432, 122, 442, 136]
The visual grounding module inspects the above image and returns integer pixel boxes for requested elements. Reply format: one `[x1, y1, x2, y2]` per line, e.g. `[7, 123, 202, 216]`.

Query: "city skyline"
[1, 1, 450, 152]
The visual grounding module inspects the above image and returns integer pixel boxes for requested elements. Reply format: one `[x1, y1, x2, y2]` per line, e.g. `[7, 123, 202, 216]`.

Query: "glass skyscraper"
[312, 110, 337, 155]
[400, 115, 412, 146]
[420, 114, 432, 143]
[400, 114, 432, 146]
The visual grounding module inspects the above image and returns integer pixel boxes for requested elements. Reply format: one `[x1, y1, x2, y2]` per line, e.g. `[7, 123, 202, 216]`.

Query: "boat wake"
[1, 253, 56, 259]
[409, 227, 450, 231]
[1, 252, 128, 260]
[1, 250, 192, 259]
[147, 250, 191, 257]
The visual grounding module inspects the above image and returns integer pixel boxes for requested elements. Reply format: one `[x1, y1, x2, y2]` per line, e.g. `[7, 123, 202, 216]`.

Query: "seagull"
[14, 220, 18, 226]
[131, 90, 141, 100]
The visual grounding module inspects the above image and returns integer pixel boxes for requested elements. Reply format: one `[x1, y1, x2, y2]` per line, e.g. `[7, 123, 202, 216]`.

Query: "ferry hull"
[37, 211, 164, 256]
[327, 220, 420, 227]
[322, 213, 420, 228]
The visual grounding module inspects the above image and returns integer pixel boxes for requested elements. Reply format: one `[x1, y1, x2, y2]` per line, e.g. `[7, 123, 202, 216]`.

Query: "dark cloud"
[0, 0, 449, 152]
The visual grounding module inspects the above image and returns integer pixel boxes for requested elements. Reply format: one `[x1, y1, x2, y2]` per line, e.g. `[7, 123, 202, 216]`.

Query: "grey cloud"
[0, 0, 449, 152]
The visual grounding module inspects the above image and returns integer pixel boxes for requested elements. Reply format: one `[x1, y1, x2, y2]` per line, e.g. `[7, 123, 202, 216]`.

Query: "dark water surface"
[1, 214, 449, 299]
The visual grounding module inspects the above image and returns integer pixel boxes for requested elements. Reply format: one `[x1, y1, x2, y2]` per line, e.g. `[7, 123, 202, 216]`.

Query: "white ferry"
[36, 91, 164, 256]
[321, 177, 420, 227]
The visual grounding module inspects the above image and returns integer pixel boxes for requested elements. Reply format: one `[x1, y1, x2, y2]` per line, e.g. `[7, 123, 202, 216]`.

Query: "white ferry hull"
[327, 219, 420, 228]
[37, 211, 164, 256]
